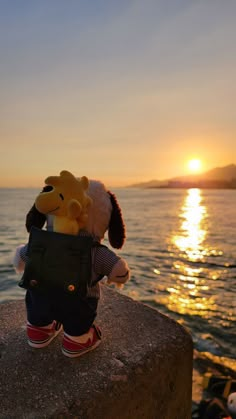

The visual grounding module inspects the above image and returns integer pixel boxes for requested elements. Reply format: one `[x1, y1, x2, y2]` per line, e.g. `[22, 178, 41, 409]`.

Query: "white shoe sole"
[28, 325, 63, 348]
[62, 339, 101, 358]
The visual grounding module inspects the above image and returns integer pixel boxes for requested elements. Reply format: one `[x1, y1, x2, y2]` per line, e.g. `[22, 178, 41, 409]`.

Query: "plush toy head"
[85, 180, 126, 248]
[26, 173, 126, 248]
[35, 170, 92, 235]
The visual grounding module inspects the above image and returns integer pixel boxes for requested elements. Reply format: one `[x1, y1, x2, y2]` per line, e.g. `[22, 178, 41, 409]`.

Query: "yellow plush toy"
[35, 170, 92, 235]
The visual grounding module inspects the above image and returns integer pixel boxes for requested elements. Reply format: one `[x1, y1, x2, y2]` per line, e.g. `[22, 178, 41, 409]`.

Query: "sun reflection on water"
[166, 188, 217, 318]
[172, 188, 207, 262]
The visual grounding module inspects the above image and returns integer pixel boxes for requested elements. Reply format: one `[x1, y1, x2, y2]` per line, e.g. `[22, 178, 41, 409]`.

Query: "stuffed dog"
[14, 170, 130, 357]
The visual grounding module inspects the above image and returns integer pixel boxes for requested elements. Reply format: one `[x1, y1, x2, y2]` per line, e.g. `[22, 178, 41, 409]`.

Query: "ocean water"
[0, 187, 236, 369]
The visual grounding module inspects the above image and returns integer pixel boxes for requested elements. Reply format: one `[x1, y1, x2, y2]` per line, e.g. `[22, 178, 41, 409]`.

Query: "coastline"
[192, 349, 236, 414]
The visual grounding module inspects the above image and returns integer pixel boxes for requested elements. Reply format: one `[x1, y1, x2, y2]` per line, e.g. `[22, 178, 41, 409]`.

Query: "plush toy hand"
[67, 199, 82, 219]
[67, 199, 89, 232]
[13, 245, 26, 273]
[228, 392, 236, 418]
[107, 258, 130, 289]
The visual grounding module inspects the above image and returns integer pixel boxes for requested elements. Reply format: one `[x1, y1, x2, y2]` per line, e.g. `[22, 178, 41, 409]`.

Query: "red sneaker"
[62, 325, 102, 358]
[27, 321, 62, 348]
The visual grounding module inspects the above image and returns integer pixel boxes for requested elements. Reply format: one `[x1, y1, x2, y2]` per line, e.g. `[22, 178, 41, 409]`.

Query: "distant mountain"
[172, 164, 236, 183]
[128, 164, 236, 189]
[128, 179, 167, 188]
[205, 164, 236, 180]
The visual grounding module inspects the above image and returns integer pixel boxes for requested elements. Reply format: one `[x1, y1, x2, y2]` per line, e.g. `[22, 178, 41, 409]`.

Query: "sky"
[1, 0, 236, 187]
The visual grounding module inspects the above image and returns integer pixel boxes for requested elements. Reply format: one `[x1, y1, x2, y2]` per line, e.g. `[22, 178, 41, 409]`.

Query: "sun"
[187, 158, 202, 173]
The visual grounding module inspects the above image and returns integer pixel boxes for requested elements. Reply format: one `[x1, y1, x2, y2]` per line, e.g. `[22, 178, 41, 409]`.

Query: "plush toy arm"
[93, 245, 130, 288]
[13, 244, 27, 273]
[107, 258, 130, 288]
[67, 199, 82, 219]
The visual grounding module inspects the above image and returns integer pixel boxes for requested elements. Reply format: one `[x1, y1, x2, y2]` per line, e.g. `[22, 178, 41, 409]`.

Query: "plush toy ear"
[45, 171, 74, 185]
[80, 176, 89, 190]
[60, 170, 73, 176]
[25, 204, 47, 232]
[107, 191, 126, 249]
[45, 176, 60, 186]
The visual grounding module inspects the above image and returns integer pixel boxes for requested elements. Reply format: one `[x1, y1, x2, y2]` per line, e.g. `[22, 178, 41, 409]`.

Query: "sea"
[0, 187, 236, 386]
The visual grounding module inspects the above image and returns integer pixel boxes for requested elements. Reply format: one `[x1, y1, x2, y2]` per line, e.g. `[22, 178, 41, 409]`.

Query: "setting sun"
[187, 158, 202, 173]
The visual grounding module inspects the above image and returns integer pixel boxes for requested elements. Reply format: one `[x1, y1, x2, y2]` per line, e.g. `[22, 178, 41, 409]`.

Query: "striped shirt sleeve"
[93, 245, 120, 277]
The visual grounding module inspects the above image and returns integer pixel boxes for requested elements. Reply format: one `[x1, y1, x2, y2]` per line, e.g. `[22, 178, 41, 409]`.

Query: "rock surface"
[0, 286, 193, 419]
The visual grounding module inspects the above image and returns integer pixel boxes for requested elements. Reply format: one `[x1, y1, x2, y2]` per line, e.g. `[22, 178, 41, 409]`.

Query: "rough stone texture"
[0, 286, 193, 419]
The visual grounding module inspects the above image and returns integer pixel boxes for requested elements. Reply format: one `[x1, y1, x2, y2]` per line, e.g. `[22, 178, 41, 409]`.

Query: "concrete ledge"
[0, 287, 193, 419]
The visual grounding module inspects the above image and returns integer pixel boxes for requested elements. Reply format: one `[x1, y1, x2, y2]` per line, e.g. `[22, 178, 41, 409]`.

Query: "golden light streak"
[166, 188, 216, 317]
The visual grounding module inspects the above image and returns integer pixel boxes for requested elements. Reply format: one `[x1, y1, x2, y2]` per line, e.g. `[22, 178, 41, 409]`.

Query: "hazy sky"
[1, 0, 236, 187]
